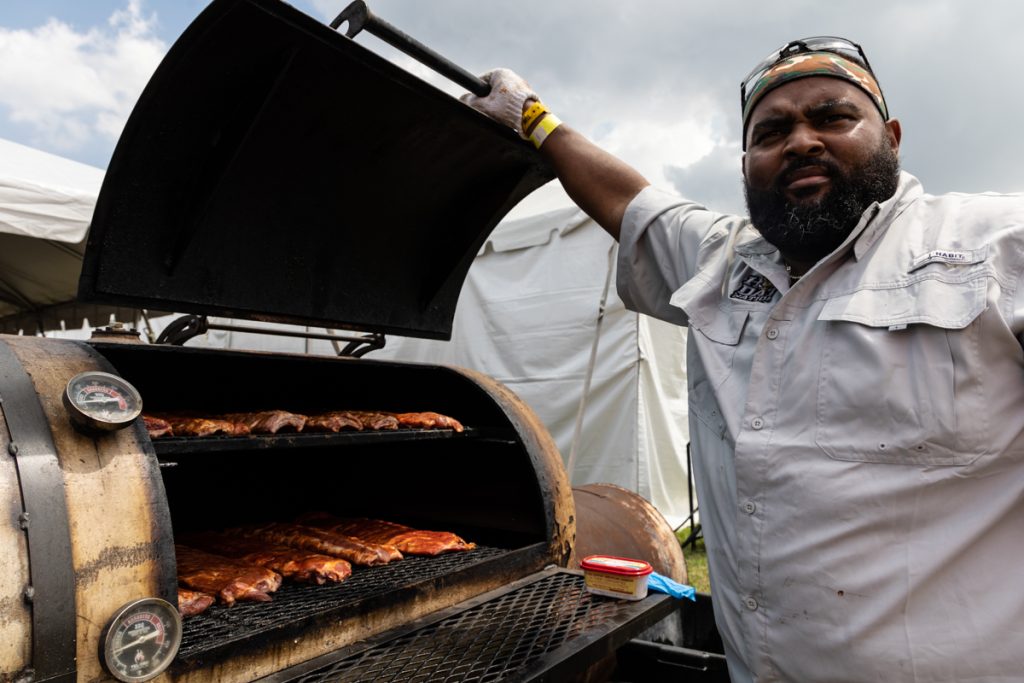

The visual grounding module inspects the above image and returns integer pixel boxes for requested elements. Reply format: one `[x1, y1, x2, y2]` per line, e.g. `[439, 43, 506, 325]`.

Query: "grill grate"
[177, 545, 508, 660]
[152, 427, 481, 457]
[282, 572, 632, 683]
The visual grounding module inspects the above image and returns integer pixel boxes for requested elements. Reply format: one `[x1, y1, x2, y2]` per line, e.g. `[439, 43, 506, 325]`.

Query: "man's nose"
[784, 123, 824, 156]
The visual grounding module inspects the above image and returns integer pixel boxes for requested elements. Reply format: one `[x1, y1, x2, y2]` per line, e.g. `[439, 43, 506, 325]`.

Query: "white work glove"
[460, 68, 539, 139]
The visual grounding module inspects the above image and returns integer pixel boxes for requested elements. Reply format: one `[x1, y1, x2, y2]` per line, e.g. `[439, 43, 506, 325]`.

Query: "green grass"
[675, 526, 710, 594]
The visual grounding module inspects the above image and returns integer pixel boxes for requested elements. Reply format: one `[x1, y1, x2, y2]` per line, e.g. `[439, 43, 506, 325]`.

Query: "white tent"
[182, 182, 694, 525]
[0, 137, 140, 334]
[0, 137, 102, 243]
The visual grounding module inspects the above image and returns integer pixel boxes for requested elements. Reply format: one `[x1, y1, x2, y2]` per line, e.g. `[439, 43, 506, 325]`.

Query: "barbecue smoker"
[0, 1, 679, 682]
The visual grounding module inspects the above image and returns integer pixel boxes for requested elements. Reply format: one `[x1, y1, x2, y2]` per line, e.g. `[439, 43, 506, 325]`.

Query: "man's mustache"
[777, 157, 841, 190]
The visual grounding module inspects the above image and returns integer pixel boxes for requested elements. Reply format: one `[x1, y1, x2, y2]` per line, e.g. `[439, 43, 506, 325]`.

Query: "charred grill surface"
[175, 545, 514, 665]
[259, 571, 674, 683]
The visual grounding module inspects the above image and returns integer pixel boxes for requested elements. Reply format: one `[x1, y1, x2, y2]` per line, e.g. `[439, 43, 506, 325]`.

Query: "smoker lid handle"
[331, 1, 491, 97]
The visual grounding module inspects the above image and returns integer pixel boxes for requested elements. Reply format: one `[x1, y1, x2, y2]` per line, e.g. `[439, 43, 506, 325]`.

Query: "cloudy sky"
[1, 0, 1022, 215]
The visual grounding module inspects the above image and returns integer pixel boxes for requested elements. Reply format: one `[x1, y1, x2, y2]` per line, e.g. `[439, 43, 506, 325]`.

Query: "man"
[463, 38, 1024, 682]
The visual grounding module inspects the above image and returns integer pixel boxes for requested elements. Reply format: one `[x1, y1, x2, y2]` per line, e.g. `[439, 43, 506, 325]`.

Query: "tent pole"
[566, 242, 617, 481]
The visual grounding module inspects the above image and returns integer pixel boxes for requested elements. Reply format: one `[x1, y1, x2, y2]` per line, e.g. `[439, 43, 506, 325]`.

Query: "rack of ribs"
[303, 515, 476, 556]
[346, 411, 400, 431]
[175, 545, 282, 605]
[154, 415, 251, 438]
[221, 410, 306, 434]
[183, 532, 352, 584]
[388, 412, 465, 432]
[143, 415, 174, 439]
[177, 588, 215, 617]
[304, 411, 364, 433]
[240, 523, 402, 566]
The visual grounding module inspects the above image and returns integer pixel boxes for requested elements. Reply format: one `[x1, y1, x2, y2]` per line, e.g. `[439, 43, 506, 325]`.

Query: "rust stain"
[0, 594, 29, 627]
[76, 542, 160, 587]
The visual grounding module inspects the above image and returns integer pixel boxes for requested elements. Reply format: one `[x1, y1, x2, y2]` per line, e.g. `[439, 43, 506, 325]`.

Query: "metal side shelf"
[257, 567, 676, 683]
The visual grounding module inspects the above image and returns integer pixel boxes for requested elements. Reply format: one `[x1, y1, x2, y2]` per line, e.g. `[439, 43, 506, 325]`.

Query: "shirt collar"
[852, 171, 922, 260]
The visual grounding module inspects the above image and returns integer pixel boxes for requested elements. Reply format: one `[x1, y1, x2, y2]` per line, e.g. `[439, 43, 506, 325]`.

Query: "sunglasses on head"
[740, 36, 878, 113]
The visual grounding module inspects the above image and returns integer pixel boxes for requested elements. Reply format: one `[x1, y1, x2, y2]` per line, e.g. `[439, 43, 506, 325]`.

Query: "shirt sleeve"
[1014, 267, 1024, 350]
[616, 185, 742, 326]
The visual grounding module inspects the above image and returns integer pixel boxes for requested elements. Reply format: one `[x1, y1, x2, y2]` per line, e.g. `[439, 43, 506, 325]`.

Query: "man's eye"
[754, 130, 782, 144]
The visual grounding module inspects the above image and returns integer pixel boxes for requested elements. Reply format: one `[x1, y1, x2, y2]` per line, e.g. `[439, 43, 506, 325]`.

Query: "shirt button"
[751, 417, 764, 430]
[765, 328, 779, 339]
[742, 501, 756, 514]
[744, 596, 759, 611]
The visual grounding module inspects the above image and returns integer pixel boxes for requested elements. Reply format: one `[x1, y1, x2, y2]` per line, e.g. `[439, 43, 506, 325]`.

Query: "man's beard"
[744, 138, 900, 263]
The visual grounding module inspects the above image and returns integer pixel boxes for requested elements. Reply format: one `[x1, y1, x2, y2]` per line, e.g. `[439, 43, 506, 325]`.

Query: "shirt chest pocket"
[814, 275, 990, 466]
[672, 276, 750, 435]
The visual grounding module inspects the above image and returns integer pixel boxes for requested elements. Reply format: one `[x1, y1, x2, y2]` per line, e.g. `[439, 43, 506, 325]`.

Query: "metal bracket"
[154, 313, 386, 357]
[330, 332, 386, 358]
[0, 341, 77, 683]
[153, 313, 209, 345]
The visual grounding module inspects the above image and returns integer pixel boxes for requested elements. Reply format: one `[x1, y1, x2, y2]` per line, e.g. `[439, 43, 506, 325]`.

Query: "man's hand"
[460, 68, 538, 137]
[461, 67, 649, 241]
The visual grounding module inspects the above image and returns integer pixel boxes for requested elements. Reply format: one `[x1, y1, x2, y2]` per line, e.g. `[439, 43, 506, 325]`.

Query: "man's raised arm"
[462, 69, 649, 241]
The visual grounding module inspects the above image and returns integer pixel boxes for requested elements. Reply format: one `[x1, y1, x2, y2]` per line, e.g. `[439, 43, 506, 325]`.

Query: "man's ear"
[886, 118, 902, 152]
[741, 152, 748, 179]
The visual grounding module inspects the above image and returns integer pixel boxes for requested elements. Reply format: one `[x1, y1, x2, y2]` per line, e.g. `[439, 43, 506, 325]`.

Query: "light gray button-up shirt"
[617, 172, 1024, 682]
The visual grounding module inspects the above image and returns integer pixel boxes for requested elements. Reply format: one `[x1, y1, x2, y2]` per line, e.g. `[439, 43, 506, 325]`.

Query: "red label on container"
[580, 555, 653, 577]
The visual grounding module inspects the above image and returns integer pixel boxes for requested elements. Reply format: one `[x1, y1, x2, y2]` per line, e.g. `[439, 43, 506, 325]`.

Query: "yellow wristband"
[529, 112, 562, 149]
[521, 101, 548, 133]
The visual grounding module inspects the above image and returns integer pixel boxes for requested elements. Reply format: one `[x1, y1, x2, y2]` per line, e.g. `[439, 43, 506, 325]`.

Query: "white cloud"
[0, 0, 166, 153]
[595, 117, 716, 188]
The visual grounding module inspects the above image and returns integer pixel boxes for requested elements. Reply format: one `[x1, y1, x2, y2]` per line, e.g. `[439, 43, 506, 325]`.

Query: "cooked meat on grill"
[177, 588, 215, 617]
[143, 414, 174, 439]
[304, 411, 364, 433]
[241, 523, 402, 566]
[221, 410, 306, 434]
[157, 415, 251, 438]
[175, 545, 282, 605]
[346, 411, 400, 431]
[387, 411, 464, 432]
[304, 515, 476, 556]
[183, 532, 352, 584]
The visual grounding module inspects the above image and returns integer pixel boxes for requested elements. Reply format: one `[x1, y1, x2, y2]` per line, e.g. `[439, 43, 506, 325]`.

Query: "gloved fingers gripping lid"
[460, 67, 539, 137]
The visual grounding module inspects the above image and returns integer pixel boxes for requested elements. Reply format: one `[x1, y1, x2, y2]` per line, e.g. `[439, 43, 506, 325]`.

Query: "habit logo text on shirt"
[910, 247, 986, 271]
[730, 274, 777, 303]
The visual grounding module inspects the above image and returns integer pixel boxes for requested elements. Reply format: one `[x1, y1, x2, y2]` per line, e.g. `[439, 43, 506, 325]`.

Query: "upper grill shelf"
[149, 426, 520, 456]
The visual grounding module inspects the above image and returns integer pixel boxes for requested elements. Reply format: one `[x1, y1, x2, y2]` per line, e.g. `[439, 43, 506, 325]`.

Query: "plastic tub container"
[580, 555, 654, 601]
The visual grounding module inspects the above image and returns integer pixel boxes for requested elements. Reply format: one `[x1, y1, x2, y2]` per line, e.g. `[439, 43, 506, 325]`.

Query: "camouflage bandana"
[742, 52, 888, 134]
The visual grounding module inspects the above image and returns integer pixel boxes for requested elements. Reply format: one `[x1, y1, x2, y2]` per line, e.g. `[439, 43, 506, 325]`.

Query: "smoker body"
[0, 335, 581, 682]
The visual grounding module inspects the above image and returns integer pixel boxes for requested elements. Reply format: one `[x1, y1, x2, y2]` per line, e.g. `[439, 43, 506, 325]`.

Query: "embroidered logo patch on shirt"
[909, 247, 987, 271]
[730, 274, 777, 303]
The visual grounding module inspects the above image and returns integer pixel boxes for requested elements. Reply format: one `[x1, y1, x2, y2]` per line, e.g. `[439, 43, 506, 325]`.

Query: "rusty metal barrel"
[570, 482, 687, 583]
[0, 336, 175, 682]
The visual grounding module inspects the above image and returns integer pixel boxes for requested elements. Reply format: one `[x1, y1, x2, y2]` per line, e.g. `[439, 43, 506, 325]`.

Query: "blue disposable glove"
[648, 572, 696, 601]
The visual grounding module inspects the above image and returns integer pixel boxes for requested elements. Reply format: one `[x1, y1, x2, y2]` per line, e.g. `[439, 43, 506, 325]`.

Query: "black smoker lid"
[79, 0, 553, 341]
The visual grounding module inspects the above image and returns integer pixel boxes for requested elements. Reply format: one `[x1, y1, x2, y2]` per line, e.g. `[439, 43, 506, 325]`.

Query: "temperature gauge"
[100, 597, 182, 682]
[63, 371, 143, 433]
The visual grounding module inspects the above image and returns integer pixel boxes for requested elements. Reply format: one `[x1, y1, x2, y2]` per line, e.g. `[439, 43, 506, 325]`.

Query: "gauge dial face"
[64, 371, 143, 431]
[102, 598, 181, 682]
